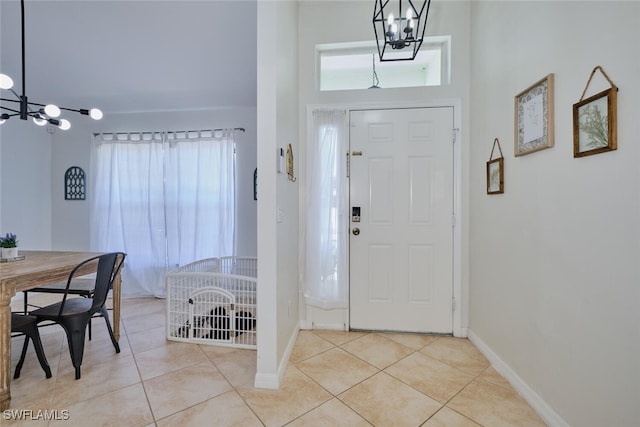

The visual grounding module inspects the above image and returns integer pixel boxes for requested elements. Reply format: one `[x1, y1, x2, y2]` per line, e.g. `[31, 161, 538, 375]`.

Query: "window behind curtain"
[91, 130, 237, 297]
[304, 110, 349, 309]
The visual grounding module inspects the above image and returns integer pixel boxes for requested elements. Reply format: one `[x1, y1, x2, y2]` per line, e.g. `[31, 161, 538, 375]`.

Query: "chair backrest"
[57, 252, 126, 317]
[91, 252, 126, 313]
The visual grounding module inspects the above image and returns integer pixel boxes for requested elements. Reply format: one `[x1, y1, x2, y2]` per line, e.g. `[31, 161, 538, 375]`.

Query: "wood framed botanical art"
[487, 138, 504, 194]
[514, 73, 554, 156]
[573, 66, 618, 158]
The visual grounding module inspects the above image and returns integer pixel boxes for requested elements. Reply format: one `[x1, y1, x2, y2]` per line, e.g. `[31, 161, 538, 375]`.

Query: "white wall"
[49, 107, 257, 257]
[296, 0, 471, 331]
[255, 0, 300, 388]
[469, 2, 640, 426]
[0, 121, 52, 250]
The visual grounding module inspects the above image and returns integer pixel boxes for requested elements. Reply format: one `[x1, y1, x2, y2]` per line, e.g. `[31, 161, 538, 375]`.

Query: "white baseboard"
[468, 329, 569, 427]
[299, 319, 312, 330]
[310, 322, 346, 331]
[254, 324, 300, 389]
[253, 372, 280, 389]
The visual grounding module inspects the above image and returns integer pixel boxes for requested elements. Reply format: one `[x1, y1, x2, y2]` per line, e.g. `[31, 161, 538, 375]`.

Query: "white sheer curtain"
[304, 109, 349, 309]
[90, 130, 237, 297]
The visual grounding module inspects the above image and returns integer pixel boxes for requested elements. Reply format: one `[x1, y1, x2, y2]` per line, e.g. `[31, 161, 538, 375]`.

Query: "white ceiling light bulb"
[59, 119, 71, 130]
[387, 13, 396, 36]
[44, 104, 61, 118]
[33, 116, 47, 126]
[89, 108, 103, 120]
[0, 73, 14, 90]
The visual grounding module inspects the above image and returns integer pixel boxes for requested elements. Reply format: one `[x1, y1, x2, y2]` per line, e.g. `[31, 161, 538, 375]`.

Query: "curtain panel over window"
[90, 129, 238, 297]
[304, 109, 349, 309]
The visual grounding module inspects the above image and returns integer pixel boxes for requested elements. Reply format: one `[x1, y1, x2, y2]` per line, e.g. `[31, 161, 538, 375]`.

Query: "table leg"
[113, 271, 121, 341]
[0, 285, 14, 411]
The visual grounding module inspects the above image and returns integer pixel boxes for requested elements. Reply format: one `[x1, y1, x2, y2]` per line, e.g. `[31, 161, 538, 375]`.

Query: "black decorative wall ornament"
[65, 166, 86, 200]
[253, 168, 258, 201]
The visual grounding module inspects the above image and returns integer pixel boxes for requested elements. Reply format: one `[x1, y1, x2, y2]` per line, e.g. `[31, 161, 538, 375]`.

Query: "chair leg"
[13, 336, 30, 379]
[100, 307, 120, 353]
[62, 319, 89, 380]
[13, 326, 52, 379]
[28, 324, 52, 379]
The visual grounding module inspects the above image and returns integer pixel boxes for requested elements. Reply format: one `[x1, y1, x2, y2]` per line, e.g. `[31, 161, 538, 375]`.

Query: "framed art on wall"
[487, 138, 504, 194]
[514, 73, 554, 157]
[64, 166, 86, 200]
[573, 66, 618, 158]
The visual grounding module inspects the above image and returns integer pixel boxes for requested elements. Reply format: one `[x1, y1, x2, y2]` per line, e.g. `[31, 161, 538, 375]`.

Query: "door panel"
[349, 107, 454, 333]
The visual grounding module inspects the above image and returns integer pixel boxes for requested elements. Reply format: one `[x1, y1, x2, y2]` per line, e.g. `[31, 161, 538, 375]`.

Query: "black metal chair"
[11, 312, 52, 379]
[23, 277, 100, 340]
[23, 277, 95, 314]
[26, 252, 126, 380]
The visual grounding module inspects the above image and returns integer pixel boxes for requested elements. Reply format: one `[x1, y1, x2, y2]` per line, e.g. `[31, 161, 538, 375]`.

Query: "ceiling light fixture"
[373, 0, 431, 61]
[0, 0, 102, 130]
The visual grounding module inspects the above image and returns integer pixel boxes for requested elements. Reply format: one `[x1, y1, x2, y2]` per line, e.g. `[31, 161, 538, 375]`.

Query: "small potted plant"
[0, 232, 18, 259]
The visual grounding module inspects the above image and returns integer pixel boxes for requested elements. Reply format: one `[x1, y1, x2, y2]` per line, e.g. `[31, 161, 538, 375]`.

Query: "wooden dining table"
[0, 250, 123, 410]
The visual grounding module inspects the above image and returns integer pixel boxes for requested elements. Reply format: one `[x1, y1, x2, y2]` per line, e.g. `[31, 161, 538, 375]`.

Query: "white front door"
[349, 107, 454, 333]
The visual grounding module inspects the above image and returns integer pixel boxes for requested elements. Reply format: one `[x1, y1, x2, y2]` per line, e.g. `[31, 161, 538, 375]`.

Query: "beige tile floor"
[7, 295, 547, 426]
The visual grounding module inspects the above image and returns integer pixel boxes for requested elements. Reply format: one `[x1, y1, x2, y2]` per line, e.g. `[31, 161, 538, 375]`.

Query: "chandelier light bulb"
[2, 2, 105, 129]
[44, 104, 61, 118]
[0, 73, 14, 90]
[89, 108, 103, 120]
[33, 116, 47, 126]
[374, 0, 431, 61]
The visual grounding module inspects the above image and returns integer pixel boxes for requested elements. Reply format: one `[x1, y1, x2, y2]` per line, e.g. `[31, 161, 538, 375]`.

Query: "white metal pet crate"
[166, 257, 257, 349]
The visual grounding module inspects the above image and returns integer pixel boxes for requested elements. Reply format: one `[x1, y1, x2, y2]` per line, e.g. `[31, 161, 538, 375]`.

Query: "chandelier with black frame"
[0, 0, 103, 130]
[373, 0, 432, 62]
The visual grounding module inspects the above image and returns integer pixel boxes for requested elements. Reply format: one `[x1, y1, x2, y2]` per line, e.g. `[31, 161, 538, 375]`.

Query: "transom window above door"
[317, 36, 450, 91]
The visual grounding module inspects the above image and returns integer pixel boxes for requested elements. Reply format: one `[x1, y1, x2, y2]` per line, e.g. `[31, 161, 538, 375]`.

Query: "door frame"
[304, 99, 464, 337]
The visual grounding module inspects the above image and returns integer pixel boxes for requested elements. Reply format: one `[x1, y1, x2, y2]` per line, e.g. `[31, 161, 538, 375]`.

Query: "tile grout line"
[199, 347, 267, 427]
[122, 315, 161, 426]
[287, 332, 381, 425]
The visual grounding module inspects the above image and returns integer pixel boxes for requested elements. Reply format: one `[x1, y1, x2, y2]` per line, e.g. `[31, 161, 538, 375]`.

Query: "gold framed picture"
[514, 74, 554, 157]
[573, 87, 617, 157]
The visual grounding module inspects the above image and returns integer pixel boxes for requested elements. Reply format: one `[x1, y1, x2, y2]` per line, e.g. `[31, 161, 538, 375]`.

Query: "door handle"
[352, 227, 360, 236]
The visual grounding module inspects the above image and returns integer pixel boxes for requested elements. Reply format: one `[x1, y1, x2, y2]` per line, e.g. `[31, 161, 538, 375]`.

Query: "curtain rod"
[93, 127, 245, 137]
[165, 127, 246, 134]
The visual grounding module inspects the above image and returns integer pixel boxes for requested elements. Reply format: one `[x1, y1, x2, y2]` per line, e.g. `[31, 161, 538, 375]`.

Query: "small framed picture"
[486, 157, 504, 194]
[573, 87, 617, 157]
[487, 137, 504, 195]
[514, 74, 554, 156]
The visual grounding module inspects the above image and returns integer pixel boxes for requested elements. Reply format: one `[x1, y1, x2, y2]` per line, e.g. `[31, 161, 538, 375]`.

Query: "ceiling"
[0, 0, 257, 115]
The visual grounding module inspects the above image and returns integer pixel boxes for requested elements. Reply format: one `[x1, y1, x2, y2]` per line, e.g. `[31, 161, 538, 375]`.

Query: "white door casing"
[349, 107, 454, 333]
